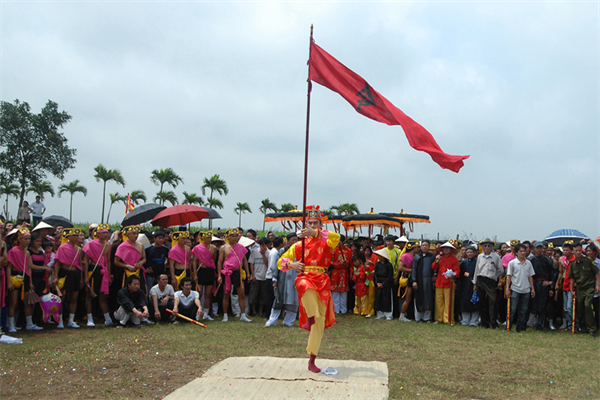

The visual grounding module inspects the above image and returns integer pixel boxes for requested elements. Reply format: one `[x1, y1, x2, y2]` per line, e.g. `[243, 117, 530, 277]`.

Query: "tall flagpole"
[301, 24, 313, 264]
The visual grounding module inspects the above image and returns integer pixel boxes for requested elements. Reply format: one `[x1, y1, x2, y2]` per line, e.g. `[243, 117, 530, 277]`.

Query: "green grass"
[1, 315, 598, 399]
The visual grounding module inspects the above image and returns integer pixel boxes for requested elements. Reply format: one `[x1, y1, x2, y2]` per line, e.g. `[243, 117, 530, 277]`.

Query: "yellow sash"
[10, 275, 24, 289]
[175, 269, 186, 288]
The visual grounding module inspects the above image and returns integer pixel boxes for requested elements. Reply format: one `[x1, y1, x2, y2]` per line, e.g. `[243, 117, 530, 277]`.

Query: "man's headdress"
[122, 226, 141, 237]
[198, 231, 213, 239]
[306, 205, 324, 221]
[93, 223, 110, 239]
[172, 230, 190, 247]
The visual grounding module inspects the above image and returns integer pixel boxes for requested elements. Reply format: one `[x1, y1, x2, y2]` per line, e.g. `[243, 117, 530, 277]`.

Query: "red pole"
[301, 24, 314, 265]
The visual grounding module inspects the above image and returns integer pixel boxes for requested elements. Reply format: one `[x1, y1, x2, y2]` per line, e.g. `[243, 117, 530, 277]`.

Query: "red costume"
[330, 246, 352, 292]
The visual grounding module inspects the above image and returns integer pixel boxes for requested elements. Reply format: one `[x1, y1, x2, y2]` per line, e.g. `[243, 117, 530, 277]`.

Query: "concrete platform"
[164, 356, 389, 399]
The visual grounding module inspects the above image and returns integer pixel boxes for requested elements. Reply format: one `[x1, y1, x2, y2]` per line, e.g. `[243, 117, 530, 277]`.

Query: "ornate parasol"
[341, 208, 404, 240]
[264, 206, 332, 231]
[380, 210, 431, 236]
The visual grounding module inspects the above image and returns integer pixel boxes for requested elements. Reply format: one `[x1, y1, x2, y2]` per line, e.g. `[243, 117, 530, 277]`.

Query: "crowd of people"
[0, 216, 599, 340]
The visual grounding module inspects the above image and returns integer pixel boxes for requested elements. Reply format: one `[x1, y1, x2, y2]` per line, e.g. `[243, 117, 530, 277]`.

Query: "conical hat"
[374, 248, 389, 260]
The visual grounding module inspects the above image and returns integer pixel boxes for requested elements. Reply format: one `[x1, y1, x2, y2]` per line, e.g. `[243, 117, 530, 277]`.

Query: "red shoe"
[308, 353, 321, 373]
[301, 316, 315, 330]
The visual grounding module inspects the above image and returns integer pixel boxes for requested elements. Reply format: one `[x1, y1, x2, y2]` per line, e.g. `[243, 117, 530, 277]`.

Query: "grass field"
[1, 314, 598, 400]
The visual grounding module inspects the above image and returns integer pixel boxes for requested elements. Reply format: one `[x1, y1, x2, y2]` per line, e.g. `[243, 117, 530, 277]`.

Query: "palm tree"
[0, 182, 20, 220]
[106, 192, 126, 224]
[182, 191, 204, 206]
[153, 190, 178, 206]
[331, 203, 360, 215]
[26, 180, 55, 201]
[129, 189, 147, 205]
[280, 203, 295, 212]
[201, 174, 228, 229]
[234, 202, 252, 227]
[58, 180, 88, 221]
[150, 168, 183, 203]
[259, 198, 278, 232]
[206, 197, 223, 209]
[94, 164, 125, 223]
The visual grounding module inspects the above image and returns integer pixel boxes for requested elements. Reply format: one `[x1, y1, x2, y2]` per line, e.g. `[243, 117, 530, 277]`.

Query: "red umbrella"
[151, 204, 210, 227]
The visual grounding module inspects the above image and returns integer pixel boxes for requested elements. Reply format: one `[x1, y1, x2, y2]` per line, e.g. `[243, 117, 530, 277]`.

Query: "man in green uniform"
[569, 242, 600, 337]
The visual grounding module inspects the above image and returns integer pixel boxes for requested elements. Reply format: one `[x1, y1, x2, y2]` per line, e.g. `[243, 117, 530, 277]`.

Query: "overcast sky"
[1, 1, 598, 242]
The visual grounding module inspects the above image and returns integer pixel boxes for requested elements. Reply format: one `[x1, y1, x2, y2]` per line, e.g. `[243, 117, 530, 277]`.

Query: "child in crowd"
[352, 252, 369, 316]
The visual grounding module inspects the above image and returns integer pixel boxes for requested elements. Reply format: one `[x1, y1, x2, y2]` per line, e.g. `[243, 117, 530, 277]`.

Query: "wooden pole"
[301, 24, 314, 265]
[572, 294, 576, 335]
[506, 292, 511, 332]
[167, 309, 207, 327]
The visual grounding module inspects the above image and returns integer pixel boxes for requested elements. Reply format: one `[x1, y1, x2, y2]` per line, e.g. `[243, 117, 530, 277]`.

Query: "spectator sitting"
[149, 274, 175, 321]
[173, 278, 203, 323]
[115, 275, 149, 327]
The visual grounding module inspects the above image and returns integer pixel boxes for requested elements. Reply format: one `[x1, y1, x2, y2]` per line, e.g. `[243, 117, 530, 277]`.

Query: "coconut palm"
[206, 197, 223, 210]
[150, 168, 183, 203]
[129, 189, 147, 205]
[0, 182, 20, 219]
[94, 164, 125, 223]
[234, 202, 252, 227]
[201, 174, 228, 229]
[106, 192, 126, 224]
[182, 191, 204, 206]
[26, 180, 55, 201]
[280, 203, 295, 212]
[58, 180, 88, 221]
[330, 203, 360, 215]
[259, 198, 278, 232]
[153, 190, 178, 206]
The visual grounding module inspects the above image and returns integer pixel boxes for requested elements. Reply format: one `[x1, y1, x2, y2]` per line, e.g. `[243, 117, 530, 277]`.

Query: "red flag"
[125, 193, 135, 215]
[308, 41, 469, 173]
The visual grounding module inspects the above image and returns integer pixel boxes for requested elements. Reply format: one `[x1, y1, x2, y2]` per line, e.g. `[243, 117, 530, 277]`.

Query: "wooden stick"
[506, 291, 511, 332]
[572, 293, 576, 335]
[166, 308, 206, 327]
[448, 278, 454, 325]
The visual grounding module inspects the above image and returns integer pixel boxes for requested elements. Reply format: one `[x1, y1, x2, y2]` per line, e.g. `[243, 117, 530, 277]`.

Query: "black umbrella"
[205, 208, 222, 220]
[41, 215, 73, 228]
[121, 203, 166, 226]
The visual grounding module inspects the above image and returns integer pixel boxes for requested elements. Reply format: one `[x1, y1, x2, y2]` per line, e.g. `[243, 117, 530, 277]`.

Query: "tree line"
[1, 99, 362, 227]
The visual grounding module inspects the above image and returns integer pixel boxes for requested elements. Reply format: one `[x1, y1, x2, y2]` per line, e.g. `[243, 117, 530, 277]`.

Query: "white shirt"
[266, 247, 282, 280]
[249, 247, 270, 281]
[150, 284, 174, 303]
[30, 201, 45, 217]
[174, 290, 199, 307]
[507, 258, 535, 294]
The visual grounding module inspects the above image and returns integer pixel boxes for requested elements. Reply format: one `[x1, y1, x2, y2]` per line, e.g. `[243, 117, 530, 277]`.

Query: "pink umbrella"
[151, 204, 210, 227]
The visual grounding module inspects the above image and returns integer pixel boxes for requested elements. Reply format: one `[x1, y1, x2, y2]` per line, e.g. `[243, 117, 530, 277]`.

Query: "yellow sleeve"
[278, 244, 297, 270]
[326, 230, 340, 249]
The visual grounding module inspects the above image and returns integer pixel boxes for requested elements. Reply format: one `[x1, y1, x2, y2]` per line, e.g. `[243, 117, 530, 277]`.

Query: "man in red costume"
[330, 236, 352, 314]
[278, 205, 340, 373]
